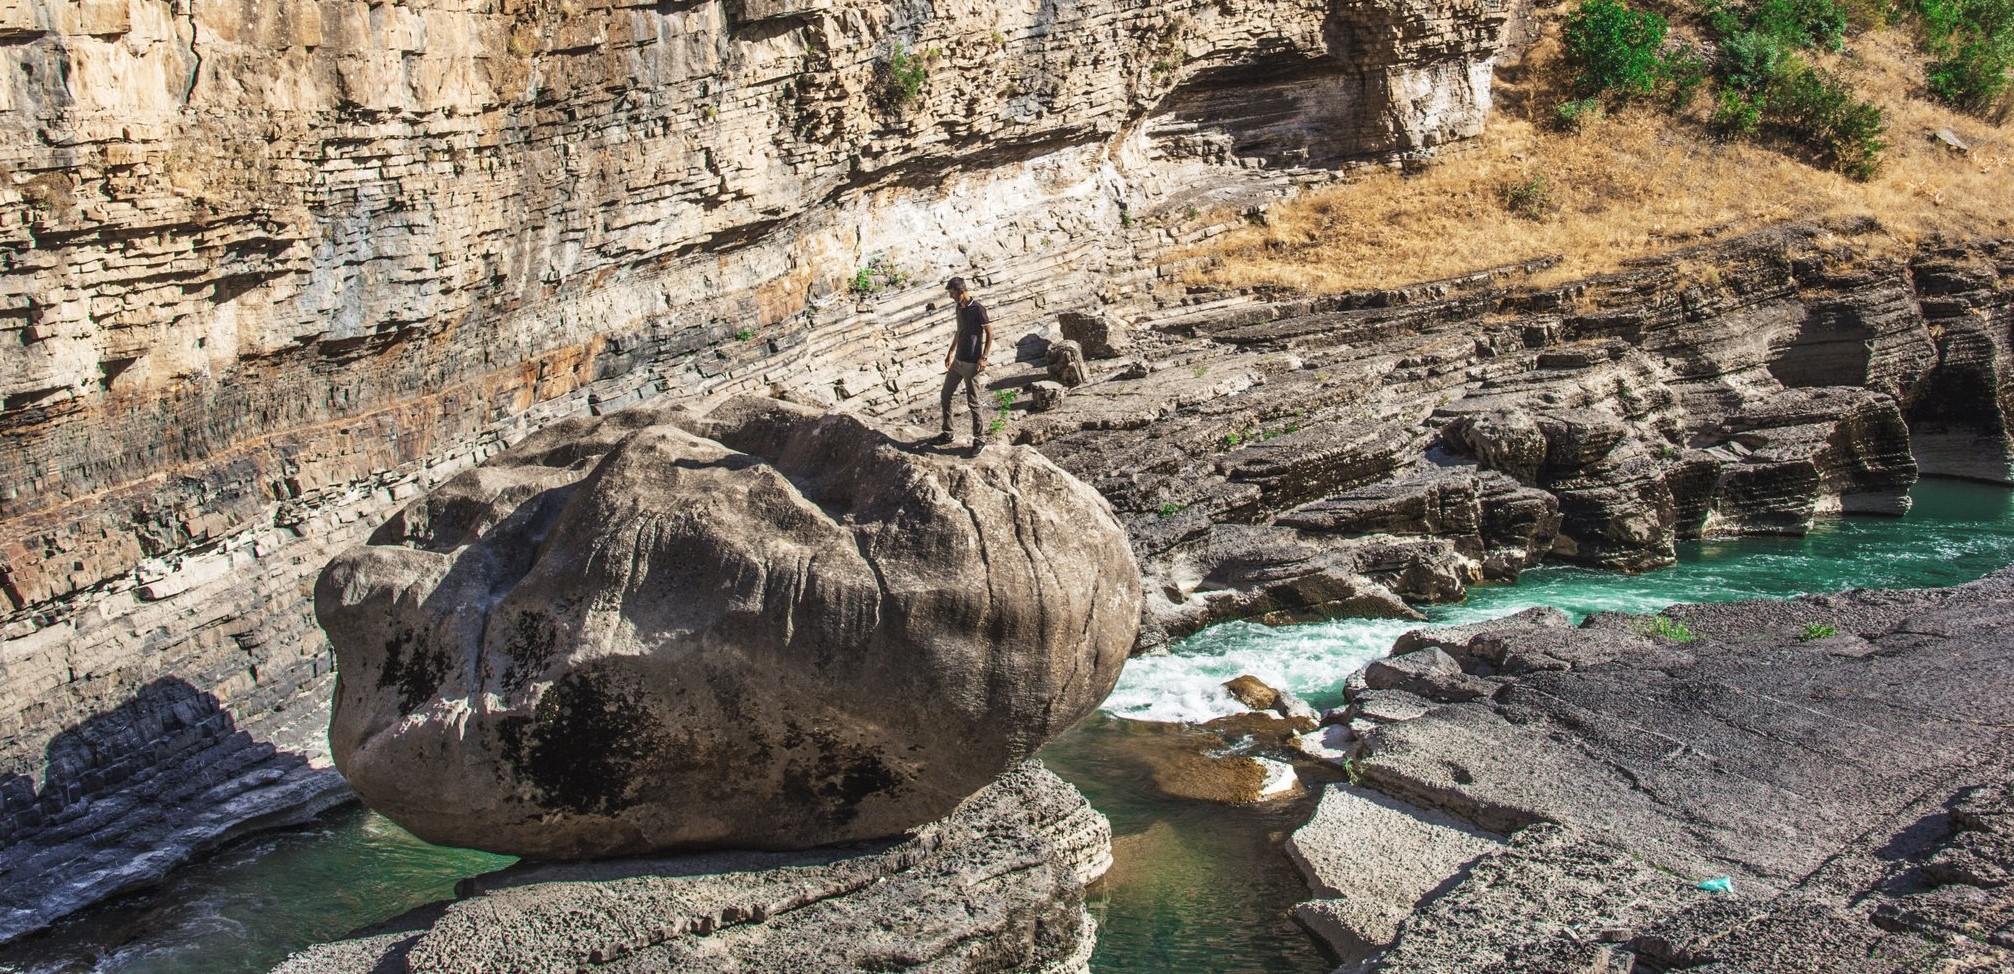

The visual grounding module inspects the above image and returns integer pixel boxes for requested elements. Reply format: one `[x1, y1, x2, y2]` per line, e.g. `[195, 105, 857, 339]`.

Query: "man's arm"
[974, 303, 993, 370]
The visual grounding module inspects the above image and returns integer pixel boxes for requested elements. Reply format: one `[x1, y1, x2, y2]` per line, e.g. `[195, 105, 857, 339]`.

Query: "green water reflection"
[0, 806, 510, 974]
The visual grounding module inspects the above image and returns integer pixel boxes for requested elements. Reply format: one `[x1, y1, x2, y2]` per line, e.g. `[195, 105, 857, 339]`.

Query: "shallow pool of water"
[0, 806, 510, 974]
[4, 478, 2010, 974]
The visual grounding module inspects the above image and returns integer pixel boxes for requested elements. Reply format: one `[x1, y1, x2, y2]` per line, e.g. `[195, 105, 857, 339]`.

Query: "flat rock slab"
[1285, 786, 1502, 952]
[1358, 568, 2014, 888]
[1372, 823, 1706, 973]
[274, 762, 1108, 974]
[1351, 567, 2014, 972]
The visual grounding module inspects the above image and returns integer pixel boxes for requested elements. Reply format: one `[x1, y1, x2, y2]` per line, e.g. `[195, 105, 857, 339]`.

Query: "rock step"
[274, 762, 1109, 974]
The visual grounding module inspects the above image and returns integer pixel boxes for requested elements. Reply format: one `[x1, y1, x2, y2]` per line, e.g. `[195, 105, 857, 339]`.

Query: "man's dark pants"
[940, 360, 984, 439]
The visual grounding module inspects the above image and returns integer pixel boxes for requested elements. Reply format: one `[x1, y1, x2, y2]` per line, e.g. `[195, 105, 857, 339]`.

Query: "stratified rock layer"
[2, 0, 1514, 935]
[315, 397, 1140, 857]
[1004, 228, 2011, 644]
[273, 761, 1111, 974]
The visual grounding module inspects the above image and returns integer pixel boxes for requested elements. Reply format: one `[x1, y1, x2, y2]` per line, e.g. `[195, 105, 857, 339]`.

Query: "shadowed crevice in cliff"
[0, 677, 348, 946]
[1154, 53, 1377, 168]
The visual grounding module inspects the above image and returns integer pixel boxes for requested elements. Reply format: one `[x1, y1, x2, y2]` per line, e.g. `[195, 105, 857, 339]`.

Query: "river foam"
[1105, 478, 2014, 725]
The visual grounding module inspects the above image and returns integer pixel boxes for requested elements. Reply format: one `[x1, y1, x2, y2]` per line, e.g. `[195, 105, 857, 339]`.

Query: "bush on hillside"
[1660, 42, 1715, 104]
[1565, 0, 1671, 96]
[1919, 0, 2014, 109]
[1701, 0, 1887, 178]
[1766, 62, 1888, 178]
[1556, 96, 1607, 130]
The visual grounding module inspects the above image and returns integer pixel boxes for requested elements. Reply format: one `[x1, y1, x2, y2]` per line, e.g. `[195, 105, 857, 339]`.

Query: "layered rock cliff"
[1001, 227, 2012, 643]
[0, 0, 1513, 939]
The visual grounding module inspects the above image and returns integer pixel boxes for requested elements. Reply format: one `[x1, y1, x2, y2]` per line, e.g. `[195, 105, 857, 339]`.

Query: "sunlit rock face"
[315, 397, 1141, 857]
[1, 0, 1512, 929]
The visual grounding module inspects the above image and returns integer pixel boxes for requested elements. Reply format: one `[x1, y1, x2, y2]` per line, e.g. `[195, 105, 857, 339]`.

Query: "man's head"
[946, 277, 969, 303]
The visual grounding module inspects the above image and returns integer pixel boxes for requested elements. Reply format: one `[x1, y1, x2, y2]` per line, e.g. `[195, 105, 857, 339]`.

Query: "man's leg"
[965, 365, 984, 440]
[939, 367, 961, 440]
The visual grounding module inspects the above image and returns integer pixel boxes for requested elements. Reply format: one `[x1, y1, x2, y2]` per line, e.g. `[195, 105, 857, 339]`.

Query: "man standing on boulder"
[937, 277, 993, 457]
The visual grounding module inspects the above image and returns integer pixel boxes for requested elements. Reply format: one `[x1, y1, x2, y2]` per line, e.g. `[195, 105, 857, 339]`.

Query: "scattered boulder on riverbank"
[273, 762, 1109, 974]
[314, 396, 1141, 858]
[1293, 566, 2014, 972]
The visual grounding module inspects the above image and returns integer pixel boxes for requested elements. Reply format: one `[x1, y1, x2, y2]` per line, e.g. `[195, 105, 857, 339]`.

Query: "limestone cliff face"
[0, 0, 1512, 940]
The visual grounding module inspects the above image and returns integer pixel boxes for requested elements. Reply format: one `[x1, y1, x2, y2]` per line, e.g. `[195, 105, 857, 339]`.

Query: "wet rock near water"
[274, 762, 1109, 974]
[315, 397, 1141, 858]
[1300, 566, 2014, 972]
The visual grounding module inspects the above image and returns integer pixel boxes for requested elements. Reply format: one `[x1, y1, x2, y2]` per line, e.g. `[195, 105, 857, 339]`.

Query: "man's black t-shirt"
[954, 300, 990, 363]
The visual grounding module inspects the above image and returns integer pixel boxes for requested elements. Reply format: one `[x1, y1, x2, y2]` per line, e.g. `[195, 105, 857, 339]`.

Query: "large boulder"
[314, 396, 1141, 858]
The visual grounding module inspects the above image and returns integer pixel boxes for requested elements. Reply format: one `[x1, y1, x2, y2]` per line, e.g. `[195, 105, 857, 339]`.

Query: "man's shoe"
[932, 431, 955, 446]
[965, 441, 985, 459]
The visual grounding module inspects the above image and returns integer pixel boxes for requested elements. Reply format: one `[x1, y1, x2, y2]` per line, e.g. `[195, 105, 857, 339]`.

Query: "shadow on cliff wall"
[0, 676, 311, 860]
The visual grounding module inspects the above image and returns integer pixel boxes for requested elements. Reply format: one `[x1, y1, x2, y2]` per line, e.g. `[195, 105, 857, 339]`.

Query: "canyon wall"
[0, 0, 1513, 940]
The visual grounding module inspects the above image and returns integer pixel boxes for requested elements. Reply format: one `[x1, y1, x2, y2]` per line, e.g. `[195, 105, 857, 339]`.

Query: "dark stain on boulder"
[781, 730, 903, 828]
[498, 609, 558, 694]
[502, 671, 657, 817]
[377, 627, 446, 716]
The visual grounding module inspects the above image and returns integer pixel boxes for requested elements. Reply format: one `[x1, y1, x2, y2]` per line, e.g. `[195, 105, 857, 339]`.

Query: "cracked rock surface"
[1313, 566, 2014, 972]
[273, 761, 1110, 974]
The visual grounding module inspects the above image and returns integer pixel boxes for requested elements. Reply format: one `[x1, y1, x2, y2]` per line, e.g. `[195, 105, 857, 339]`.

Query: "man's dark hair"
[946, 276, 967, 293]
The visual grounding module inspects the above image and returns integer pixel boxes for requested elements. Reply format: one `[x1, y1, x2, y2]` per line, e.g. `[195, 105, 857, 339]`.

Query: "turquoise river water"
[3, 478, 2010, 974]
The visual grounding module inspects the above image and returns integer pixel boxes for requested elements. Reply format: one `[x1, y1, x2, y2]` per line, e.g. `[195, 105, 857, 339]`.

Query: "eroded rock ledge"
[1002, 228, 2011, 645]
[273, 761, 1110, 974]
[1291, 566, 2014, 972]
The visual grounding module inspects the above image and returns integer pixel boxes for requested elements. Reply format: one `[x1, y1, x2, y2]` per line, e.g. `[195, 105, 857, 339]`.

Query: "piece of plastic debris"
[1697, 876, 1733, 894]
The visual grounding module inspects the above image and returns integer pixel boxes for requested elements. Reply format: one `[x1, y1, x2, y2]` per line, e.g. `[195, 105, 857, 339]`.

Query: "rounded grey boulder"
[314, 396, 1141, 858]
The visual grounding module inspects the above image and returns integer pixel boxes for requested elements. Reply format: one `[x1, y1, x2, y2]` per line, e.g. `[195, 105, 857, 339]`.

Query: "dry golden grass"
[1187, 20, 2013, 295]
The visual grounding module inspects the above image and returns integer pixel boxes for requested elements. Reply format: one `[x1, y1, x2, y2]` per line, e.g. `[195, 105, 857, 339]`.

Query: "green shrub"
[1659, 42, 1714, 104]
[1718, 29, 1793, 91]
[1713, 92, 1757, 135]
[1800, 622, 1838, 640]
[878, 43, 931, 112]
[987, 389, 1017, 435]
[1564, 0, 1671, 96]
[1755, 0, 1850, 48]
[1710, 0, 1850, 48]
[847, 256, 910, 295]
[1157, 501, 1189, 518]
[1500, 175, 1558, 219]
[1643, 614, 1698, 642]
[1919, 0, 2014, 109]
[1556, 96, 1607, 130]
[1767, 62, 1888, 178]
[1705, 1, 1887, 180]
